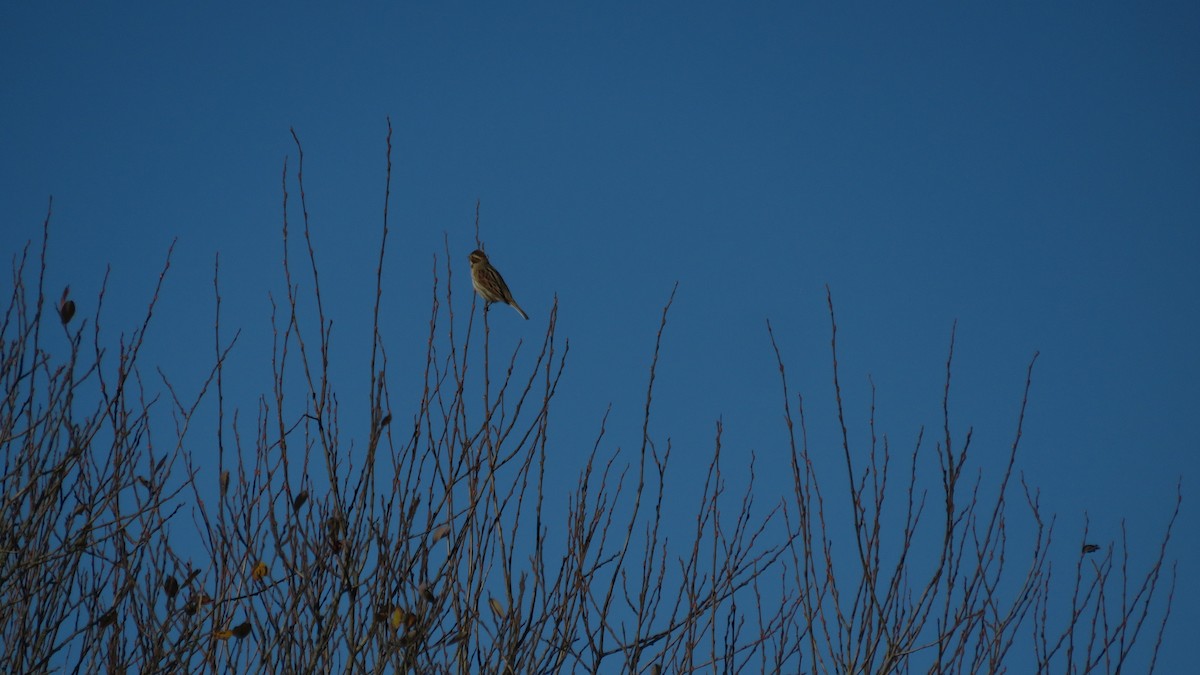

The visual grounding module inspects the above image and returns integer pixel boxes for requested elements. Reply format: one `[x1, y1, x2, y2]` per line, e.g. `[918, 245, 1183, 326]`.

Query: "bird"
[469, 249, 529, 320]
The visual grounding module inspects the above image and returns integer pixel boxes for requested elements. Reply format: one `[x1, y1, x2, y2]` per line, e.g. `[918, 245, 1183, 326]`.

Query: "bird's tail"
[510, 301, 529, 320]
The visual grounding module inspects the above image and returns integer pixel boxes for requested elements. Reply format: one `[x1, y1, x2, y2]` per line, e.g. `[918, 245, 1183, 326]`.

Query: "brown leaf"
[58, 287, 76, 324]
[183, 593, 212, 616]
[231, 621, 252, 639]
[327, 515, 347, 554]
[96, 608, 117, 629]
[292, 490, 309, 512]
[488, 597, 505, 618]
[59, 299, 76, 324]
[327, 516, 345, 537]
[163, 575, 179, 598]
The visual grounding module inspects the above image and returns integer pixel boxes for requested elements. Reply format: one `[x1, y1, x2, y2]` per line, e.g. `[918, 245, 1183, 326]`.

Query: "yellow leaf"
[213, 629, 234, 640]
[251, 561, 269, 582]
[390, 608, 404, 630]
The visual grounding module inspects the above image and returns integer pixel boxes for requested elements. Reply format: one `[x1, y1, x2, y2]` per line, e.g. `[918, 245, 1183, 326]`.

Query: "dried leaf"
[72, 526, 91, 550]
[431, 523, 452, 545]
[163, 575, 179, 598]
[58, 287, 76, 324]
[250, 561, 269, 583]
[327, 516, 345, 536]
[96, 608, 117, 629]
[488, 597, 505, 617]
[389, 607, 404, 630]
[1082, 543, 1101, 554]
[292, 490, 309, 512]
[418, 582, 436, 603]
[327, 515, 347, 554]
[231, 621, 252, 639]
[213, 628, 234, 640]
[183, 593, 212, 616]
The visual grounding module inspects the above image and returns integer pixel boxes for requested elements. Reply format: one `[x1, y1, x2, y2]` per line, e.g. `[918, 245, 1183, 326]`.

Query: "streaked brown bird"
[469, 249, 529, 320]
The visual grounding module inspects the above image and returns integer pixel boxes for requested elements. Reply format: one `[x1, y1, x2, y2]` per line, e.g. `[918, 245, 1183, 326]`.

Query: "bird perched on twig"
[469, 249, 529, 320]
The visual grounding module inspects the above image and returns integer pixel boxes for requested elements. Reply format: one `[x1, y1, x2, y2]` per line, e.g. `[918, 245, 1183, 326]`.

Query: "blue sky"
[3, 1, 1196, 669]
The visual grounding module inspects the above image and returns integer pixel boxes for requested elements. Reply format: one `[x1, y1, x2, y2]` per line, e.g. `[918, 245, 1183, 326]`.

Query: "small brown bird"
[469, 249, 529, 320]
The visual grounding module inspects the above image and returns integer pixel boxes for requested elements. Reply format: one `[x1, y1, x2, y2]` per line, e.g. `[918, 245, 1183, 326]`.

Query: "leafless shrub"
[764, 296, 1178, 674]
[1, 125, 1176, 673]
